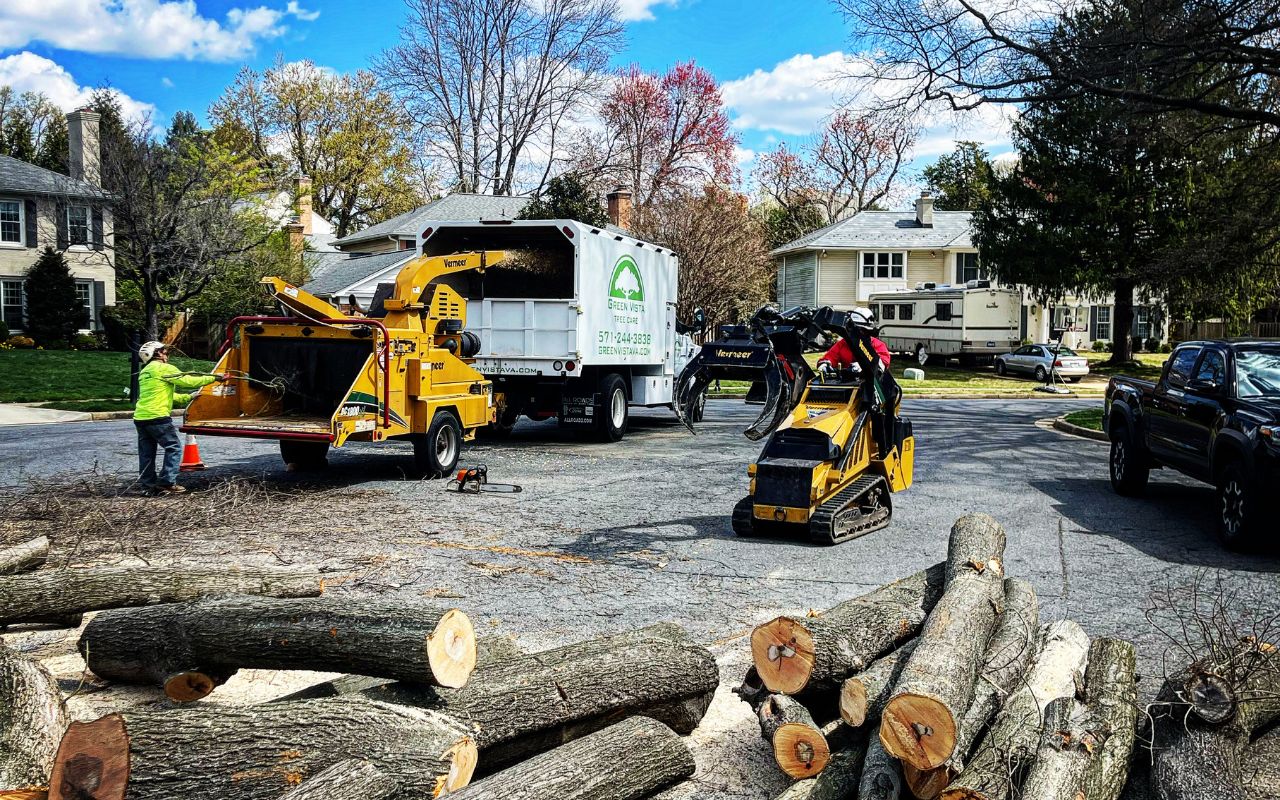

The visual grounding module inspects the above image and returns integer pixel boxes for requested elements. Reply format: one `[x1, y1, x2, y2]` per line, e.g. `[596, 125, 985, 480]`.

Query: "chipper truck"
[181, 251, 505, 476]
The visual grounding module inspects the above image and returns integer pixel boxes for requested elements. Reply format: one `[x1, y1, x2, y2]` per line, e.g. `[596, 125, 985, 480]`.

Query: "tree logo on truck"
[608, 255, 645, 302]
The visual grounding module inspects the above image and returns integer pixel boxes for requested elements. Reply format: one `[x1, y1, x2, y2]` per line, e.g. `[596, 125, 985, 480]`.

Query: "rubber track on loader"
[809, 474, 891, 545]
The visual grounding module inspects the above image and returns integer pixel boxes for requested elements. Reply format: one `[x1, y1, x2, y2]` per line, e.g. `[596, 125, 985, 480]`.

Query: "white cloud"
[0, 51, 155, 122]
[0, 0, 318, 61]
[615, 0, 676, 22]
[161, 76, 174, 88]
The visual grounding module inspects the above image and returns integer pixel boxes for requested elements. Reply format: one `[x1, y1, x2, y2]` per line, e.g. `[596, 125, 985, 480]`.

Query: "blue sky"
[0, 0, 1011, 196]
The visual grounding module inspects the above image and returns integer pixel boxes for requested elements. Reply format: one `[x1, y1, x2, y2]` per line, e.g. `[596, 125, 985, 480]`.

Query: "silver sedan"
[995, 344, 1091, 383]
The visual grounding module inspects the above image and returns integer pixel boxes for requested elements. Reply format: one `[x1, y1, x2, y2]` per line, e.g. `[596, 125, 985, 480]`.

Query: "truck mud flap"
[559, 392, 598, 428]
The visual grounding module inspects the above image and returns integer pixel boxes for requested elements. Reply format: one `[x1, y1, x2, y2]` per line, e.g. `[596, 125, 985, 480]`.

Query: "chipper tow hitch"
[674, 305, 915, 545]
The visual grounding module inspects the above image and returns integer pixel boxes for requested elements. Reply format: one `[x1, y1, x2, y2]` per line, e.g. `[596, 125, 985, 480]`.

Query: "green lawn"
[1064, 407, 1105, 431]
[0, 350, 214, 403]
[1083, 351, 1167, 381]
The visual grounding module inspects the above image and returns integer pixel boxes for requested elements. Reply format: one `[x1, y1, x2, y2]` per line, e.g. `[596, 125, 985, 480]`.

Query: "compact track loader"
[674, 306, 914, 544]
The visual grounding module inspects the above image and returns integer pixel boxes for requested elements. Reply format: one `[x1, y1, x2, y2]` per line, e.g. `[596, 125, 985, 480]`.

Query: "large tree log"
[46, 696, 476, 800]
[903, 763, 950, 800]
[736, 666, 840, 726]
[1242, 725, 1280, 800]
[447, 716, 693, 800]
[80, 595, 477, 701]
[1081, 638, 1139, 800]
[758, 695, 834, 780]
[1150, 639, 1280, 800]
[0, 642, 68, 791]
[881, 514, 1007, 771]
[944, 577, 1040, 776]
[359, 635, 718, 772]
[0, 565, 322, 626]
[940, 620, 1090, 800]
[277, 759, 399, 800]
[858, 729, 903, 800]
[1018, 696, 1095, 799]
[0, 538, 48, 575]
[752, 562, 946, 695]
[776, 732, 870, 800]
[840, 640, 919, 729]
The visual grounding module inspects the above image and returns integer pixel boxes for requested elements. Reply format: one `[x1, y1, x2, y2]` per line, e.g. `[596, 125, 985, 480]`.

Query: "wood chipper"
[182, 251, 506, 476]
[673, 305, 915, 544]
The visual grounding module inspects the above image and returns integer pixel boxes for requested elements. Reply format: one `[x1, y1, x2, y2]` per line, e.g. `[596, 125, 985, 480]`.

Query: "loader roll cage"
[218, 315, 392, 428]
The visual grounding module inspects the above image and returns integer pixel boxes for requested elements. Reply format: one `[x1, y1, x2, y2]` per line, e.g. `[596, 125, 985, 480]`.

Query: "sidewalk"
[0, 403, 178, 426]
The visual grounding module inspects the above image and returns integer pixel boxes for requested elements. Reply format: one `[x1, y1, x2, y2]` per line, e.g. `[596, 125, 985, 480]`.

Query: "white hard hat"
[138, 341, 167, 364]
[853, 306, 876, 324]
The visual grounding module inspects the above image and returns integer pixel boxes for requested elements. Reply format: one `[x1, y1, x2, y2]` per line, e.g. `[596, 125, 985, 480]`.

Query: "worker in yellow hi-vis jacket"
[133, 341, 225, 495]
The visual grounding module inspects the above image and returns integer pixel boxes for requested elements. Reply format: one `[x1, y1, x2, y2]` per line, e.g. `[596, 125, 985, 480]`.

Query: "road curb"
[1051, 416, 1109, 442]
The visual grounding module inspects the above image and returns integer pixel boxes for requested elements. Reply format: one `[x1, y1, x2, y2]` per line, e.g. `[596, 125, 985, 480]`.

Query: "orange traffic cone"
[179, 433, 206, 472]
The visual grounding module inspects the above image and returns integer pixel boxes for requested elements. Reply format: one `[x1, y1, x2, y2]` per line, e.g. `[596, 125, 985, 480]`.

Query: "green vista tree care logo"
[608, 255, 645, 302]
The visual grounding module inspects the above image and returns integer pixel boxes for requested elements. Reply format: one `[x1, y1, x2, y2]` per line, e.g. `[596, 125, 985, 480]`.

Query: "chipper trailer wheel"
[413, 412, 462, 478]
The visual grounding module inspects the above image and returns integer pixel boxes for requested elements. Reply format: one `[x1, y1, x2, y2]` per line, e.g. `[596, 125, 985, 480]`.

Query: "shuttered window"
[0, 200, 21, 244]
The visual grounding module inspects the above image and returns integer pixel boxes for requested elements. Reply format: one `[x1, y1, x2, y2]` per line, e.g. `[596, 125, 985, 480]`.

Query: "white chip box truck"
[416, 219, 697, 440]
[869, 282, 1022, 366]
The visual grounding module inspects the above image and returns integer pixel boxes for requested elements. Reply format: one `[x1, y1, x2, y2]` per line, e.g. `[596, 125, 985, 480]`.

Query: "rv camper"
[869, 282, 1021, 366]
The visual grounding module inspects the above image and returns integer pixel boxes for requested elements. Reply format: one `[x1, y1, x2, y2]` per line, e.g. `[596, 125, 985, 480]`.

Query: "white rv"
[869, 282, 1022, 366]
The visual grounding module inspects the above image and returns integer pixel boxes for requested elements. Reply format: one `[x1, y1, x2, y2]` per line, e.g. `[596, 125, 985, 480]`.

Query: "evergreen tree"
[517, 174, 610, 227]
[922, 142, 995, 211]
[23, 247, 87, 345]
[34, 115, 68, 175]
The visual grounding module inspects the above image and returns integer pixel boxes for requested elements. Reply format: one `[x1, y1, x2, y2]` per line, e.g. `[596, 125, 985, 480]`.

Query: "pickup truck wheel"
[1108, 425, 1149, 496]
[413, 412, 461, 478]
[1217, 461, 1259, 550]
[596, 373, 629, 442]
[280, 440, 329, 471]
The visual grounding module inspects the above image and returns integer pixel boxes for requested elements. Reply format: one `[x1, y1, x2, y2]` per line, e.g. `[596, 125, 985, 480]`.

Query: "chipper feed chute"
[674, 305, 915, 545]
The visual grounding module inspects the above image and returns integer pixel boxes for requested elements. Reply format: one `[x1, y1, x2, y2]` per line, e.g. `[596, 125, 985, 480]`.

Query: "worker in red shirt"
[816, 308, 891, 379]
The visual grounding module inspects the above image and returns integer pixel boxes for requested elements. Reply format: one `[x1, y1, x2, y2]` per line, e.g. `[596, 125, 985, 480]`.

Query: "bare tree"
[834, 0, 1280, 127]
[378, 0, 623, 196]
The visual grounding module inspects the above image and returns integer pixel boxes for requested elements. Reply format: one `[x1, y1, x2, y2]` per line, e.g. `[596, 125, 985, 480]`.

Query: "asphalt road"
[3, 398, 1276, 797]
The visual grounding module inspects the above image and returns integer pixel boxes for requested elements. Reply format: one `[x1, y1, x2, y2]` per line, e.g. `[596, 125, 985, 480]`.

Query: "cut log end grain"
[162, 670, 229, 704]
[0, 791, 49, 800]
[47, 716, 129, 800]
[840, 679, 869, 728]
[773, 723, 831, 780]
[752, 618, 816, 696]
[880, 694, 956, 772]
[427, 608, 477, 689]
[1184, 671, 1234, 725]
[902, 763, 950, 800]
[438, 738, 478, 795]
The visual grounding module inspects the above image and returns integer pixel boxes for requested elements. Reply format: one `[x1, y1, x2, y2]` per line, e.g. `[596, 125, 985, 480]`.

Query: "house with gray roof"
[1, 109, 114, 334]
[330, 193, 536, 254]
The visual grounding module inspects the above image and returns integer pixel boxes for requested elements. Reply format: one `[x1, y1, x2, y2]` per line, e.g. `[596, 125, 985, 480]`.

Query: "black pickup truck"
[1104, 339, 1280, 548]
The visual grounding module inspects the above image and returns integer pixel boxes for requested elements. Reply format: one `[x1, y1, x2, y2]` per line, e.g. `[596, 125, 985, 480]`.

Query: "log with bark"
[840, 640, 919, 729]
[1018, 695, 1096, 799]
[939, 619, 1090, 800]
[943, 577, 1040, 777]
[359, 633, 718, 772]
[80, 595, 477, 701]
[903, 762, 951, 800]
[446, 716, 694, 800]
[857, 729, 903, 800]
[1081, 638, 1139, 800]
[736, 666, 840, 726]
[277, 759, 399, 800]
[776, 731, 870, 800]
[1150, 638, 1280, 800]
[752, 562, 946, 695]
[0, 565, 322, 627]
[881, 514, 1007, 771]
[0, 537, 48, 575]
[757, 694, 834, 780]
[0, 642, 68, 791]
[1242, 725, 1280, 800]
[46, 696, 476, 800]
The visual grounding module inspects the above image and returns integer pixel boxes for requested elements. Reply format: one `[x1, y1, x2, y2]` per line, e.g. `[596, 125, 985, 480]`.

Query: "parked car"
[1104, 339, 1280, 548]
[995, 344, 1090, 382]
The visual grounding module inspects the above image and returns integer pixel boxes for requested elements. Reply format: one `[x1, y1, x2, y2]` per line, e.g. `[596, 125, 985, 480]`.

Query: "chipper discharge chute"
[674, 306, 915, 545]
[182, 251, 504, 477]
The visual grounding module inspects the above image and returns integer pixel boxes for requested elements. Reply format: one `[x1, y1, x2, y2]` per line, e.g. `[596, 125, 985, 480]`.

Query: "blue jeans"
[135, 418, 182, 489]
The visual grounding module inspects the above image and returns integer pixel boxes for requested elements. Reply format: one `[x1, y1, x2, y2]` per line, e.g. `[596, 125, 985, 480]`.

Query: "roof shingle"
[332, 194, 532, 247]
[302, 251, 414, 296]
[771, 210, 973, 255]
[0, 155, 108, 200]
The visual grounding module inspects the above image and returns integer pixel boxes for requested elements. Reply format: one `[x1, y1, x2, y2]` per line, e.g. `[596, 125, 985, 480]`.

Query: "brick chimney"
[607, 187, 633, 230]
[915, 190, 934, 228]
[284, 221, 305, 253]
[67, 109, 101, 186]
[295, 176, 313, 236]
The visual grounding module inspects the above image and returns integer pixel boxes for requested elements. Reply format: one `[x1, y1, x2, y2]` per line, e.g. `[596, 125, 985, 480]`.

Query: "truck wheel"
[915, 344, 929, 366]
[1034, 365, 1048, 382]
[478, 403, 520, 440]
[596, 373, 629, 442]
[280, 440, 329, 471]
[1108, 423, 1149, 497]
[413, 412, 461, 478]
[690, 389, 706, 423]
[1217, 460, 1259, 550]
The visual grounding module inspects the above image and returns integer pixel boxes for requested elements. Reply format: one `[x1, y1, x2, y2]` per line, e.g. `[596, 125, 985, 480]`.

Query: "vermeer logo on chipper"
[608, 255, 645, 302]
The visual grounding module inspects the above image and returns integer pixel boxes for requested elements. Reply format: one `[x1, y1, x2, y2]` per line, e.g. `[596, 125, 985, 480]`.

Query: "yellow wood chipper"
[182, 251, 506, 476]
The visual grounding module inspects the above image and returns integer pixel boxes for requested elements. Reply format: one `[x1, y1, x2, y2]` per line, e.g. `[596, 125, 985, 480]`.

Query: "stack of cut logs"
[736, 513, 1280, 800]
[0, 536, 715, 800]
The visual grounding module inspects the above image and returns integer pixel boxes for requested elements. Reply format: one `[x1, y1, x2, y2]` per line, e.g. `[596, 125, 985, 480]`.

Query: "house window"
[0, 200, 22, 245]
[882, 304, 897, 320]
[76, 280, 94, 329]
[1, 279, 24, 327]
[68, 205, 91, 247]
[899, 303, 914, 321]
[936, 302, 953, 322]
[1092, 306, 1111, 340]
[1135, 307, 1152, 339]
[956, 252, 985, 283]
[862, 251, 904, 279]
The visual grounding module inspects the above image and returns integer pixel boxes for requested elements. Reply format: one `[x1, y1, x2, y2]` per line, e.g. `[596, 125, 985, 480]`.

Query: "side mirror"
[1188, 378, 1220, 394]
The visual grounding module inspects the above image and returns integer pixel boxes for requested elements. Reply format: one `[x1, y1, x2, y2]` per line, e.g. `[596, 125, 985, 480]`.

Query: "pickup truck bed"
[1103, 339, 1280, 549]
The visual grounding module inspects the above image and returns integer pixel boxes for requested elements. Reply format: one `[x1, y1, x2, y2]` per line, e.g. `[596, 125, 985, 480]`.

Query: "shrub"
[1157, 342, 1172, 354]
[1145, 337, 1161, 353]
[72, 333, 105, 351]
[1091, 339, 1106, 351]
[1131, 336, 1146, 353]
[4, 335, 37, 348]
[0, 319, 8, 341]
[1101, 341, 1113, 352]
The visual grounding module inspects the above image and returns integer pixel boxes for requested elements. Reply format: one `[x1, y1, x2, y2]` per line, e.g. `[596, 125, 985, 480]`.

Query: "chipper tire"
[413, 412, 462, 479]
[280, 440, 329, 471]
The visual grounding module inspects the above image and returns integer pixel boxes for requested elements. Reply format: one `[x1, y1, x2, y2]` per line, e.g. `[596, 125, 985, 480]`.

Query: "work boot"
[158, 485, 187, 495]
